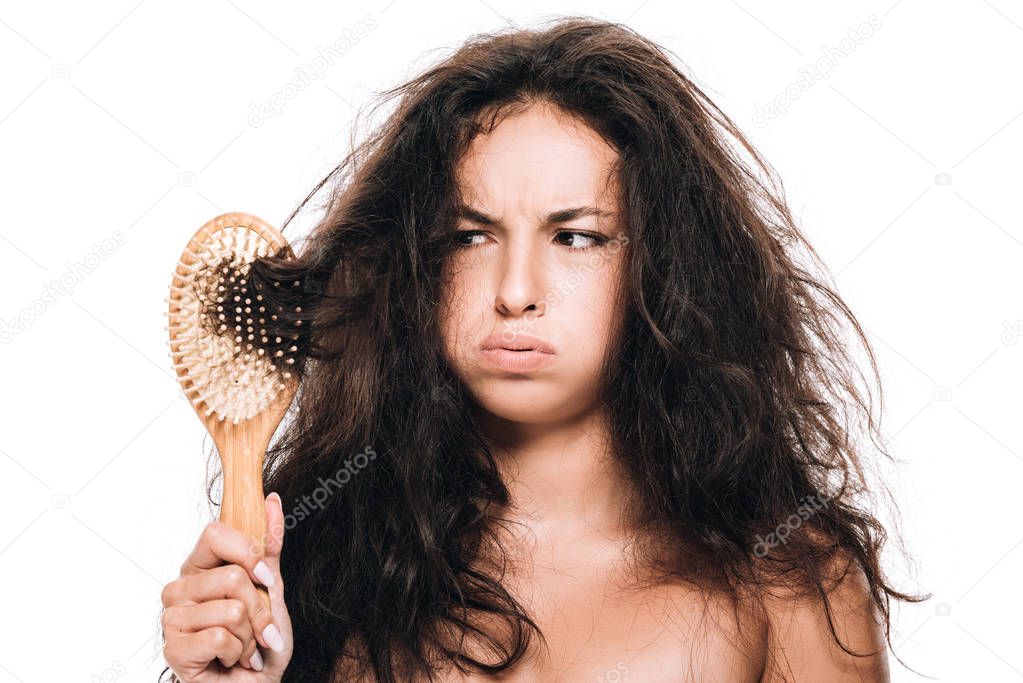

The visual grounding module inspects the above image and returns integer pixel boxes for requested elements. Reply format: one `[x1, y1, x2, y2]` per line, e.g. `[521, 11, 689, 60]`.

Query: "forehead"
[453, 103, 620, 213]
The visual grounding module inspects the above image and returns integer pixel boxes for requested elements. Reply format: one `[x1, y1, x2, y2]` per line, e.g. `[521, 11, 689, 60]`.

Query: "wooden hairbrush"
[165, 211, 302, 613]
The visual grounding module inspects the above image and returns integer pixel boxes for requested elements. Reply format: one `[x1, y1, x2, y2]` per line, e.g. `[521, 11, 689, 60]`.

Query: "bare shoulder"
[756, 550, 891, 682]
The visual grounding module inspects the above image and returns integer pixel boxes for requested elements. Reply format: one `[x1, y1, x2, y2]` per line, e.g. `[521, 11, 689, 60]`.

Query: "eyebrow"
[454, 204, 616, 227]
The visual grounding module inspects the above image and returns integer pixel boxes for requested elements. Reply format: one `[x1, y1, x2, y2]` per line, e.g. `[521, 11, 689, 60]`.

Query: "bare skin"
[440, 526, 890, 682]
[332, 518, 890, 682]
[428, 510, 768, 683]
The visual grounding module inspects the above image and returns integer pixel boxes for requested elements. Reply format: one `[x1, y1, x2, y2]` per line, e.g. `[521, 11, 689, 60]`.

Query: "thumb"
[260, 491, 293, 664]
[256, 491, 286, 607]
[263, 492, 285, 566]
[261, 493, 288, 617]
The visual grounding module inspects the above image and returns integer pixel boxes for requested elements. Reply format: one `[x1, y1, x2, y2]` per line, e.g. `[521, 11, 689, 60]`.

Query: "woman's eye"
[554, 231, 607, 250]
[452, 230, 608, 250]
[453, 230, 488, 248]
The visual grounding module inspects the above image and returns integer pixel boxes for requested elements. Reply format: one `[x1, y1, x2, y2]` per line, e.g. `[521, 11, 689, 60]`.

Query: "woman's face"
[439, 103, 629, 427]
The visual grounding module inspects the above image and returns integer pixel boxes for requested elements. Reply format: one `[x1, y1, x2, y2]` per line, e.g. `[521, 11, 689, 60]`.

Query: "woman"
[160, 16, 927, 682]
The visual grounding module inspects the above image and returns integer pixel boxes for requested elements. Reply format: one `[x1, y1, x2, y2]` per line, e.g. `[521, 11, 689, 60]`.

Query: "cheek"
[438, 270, 480, 368]
[571, 258, 627, 365]
[563, 274, 621, 360]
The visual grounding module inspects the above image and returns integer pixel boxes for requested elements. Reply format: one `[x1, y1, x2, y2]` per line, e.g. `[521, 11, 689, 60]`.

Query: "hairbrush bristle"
[165, 221, 302, 425]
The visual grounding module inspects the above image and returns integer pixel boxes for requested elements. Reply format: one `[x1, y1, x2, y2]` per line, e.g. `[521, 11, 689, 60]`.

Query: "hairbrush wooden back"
[165, 211, 302, 613]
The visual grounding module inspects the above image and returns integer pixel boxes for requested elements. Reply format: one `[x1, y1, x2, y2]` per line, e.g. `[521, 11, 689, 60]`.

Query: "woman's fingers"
[164, 625, 246, 673]
[162, 563, 281, 653]
[162, 599, 261, 668]
[181, 520, 275, 591]
[162, 500, 292, 680]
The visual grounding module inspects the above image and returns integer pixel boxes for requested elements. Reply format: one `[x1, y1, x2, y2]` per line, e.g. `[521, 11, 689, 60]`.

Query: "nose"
[493, 237, 547, 318]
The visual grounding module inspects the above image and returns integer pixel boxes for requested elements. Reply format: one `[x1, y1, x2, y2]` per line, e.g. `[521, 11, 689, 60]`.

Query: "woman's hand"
[161, 492, 293, 682]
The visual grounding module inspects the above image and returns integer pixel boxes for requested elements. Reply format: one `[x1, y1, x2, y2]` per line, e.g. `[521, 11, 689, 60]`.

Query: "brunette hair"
[161, 15, 927, 683]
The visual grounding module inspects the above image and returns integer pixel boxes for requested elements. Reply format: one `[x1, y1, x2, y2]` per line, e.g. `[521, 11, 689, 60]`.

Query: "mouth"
[480, 334, 556, 355]
[479, 343, 556, 373]
[478, 332, 556, 372]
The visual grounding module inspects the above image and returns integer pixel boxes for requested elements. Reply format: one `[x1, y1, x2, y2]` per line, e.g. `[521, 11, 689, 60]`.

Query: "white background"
[1, 1, 1021, 681]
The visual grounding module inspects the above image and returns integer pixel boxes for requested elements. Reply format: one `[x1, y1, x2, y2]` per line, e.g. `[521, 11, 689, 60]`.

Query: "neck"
[475, 403, 637, 544]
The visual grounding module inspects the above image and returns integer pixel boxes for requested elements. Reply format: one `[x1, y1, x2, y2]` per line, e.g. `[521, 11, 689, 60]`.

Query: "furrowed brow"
[454, 204, 615, 227]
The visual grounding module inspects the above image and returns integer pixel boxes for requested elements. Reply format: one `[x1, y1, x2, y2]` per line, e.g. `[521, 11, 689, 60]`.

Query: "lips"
[479, 347, 556, 373]
[480, 332, 556, 354]
[479, 332, 556, 373]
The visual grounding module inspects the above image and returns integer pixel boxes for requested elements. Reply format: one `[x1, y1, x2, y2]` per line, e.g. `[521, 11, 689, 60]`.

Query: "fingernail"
[250, 649, 264, 671]
[264, 622, 285, 653]
[254, 560, 276, 587]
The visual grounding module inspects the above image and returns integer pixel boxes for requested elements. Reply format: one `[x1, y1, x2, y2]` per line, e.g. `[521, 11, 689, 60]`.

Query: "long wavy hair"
[161, 15, 927, 683]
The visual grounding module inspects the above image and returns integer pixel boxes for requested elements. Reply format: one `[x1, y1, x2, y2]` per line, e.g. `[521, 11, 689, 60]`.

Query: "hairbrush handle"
[218, 427, 273, 614]
[208, 380, 296, 616]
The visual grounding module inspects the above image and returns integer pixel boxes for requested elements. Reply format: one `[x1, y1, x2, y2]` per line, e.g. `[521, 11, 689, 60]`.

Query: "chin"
[469, 381, 568, 424]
